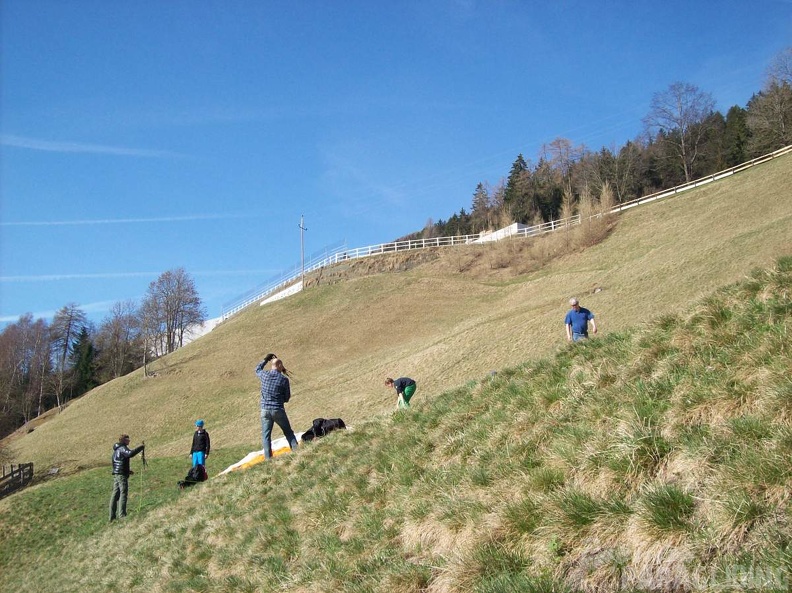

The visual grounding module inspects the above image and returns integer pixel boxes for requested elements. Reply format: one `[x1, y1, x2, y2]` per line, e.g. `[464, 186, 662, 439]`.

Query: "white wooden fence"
[221, 241, 347, 319]
[222, 144, 792, 320]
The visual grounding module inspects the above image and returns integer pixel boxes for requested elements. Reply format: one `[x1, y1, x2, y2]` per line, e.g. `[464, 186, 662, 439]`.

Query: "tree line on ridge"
[404, 47, 792, 240]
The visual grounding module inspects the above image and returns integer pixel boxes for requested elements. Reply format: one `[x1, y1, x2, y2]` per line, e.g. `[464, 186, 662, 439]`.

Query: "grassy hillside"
[1, 256, 790, 592]
[3, 154, 791, 475]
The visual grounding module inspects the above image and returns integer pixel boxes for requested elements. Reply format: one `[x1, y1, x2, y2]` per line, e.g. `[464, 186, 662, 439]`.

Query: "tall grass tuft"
[639, 483, 697, 536]
[552, 488, 605, 530]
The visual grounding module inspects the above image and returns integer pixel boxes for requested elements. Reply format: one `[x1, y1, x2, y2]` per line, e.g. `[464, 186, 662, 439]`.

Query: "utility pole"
[299, 215, 308, 287]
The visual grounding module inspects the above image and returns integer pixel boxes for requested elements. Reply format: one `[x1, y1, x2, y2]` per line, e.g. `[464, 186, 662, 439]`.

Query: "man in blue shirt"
[564, 297, 597, 342]
[256, 353, 298, 459]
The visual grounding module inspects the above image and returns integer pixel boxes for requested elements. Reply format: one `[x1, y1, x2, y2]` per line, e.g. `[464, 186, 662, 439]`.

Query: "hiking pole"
[138, 440, 147, 513]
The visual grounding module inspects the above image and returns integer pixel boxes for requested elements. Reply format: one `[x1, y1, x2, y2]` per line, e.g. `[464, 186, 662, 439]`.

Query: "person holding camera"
[256, 353, 298, 459]
[109, 434, 145, 522]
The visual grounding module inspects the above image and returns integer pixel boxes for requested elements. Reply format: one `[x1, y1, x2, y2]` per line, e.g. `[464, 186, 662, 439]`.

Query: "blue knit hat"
[195, 419, 205, 427]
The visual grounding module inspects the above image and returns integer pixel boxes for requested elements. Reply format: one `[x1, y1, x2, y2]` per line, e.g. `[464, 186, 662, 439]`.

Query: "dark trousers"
[109, 474, 129, 521]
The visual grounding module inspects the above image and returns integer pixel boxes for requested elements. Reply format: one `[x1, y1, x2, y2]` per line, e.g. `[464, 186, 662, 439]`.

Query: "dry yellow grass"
[3, 154, 791, 475]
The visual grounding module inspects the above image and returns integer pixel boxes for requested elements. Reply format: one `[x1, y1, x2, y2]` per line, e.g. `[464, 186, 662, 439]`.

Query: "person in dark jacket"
[190, 419, 210, 468]
[386, 377, 417, 409]
[109, 434, 145, 522]
[256, 353, 298, 459]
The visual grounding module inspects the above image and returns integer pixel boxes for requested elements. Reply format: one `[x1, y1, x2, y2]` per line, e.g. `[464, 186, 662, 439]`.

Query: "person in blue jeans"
[565, 297, 598, 342]
[256, 353, 298, 459]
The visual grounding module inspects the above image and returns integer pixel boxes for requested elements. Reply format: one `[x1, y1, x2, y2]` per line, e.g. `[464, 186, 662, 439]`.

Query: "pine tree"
[723, 105, 749, 166]
[68, 327, 97, 398]
[470, 183, 491, 232]
[504, 154, 533, 222]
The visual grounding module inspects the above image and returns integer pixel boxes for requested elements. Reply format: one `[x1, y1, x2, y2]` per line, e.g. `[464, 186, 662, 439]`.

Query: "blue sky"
[1, 1, 790, 325]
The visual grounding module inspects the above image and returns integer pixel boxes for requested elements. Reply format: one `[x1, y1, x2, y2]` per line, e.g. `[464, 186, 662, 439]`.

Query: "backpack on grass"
[178, 464, 207, 489]
[301, 417, 346, 442]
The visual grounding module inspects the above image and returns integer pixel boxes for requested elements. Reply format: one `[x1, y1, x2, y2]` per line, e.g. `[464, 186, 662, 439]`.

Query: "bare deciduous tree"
[543, 137, 585, 193]
[767, 46, 792, 87]
[746, 82, 792, 155]
[95, 300, 142, 380]
[559, 187, 576, 252]
[141, 268, 206, 358]
[421, 218, 436, 240]
[0, 314, 53, 436]
[747, 48, 792, 155]
[599, 180, 616, 217]
[489, 180, 512, 228]
[643, 82, 716, 182]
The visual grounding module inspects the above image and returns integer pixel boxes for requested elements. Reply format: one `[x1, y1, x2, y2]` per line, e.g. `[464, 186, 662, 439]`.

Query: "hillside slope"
[3, 154, 792, 475]
[2, 256, 790, 592]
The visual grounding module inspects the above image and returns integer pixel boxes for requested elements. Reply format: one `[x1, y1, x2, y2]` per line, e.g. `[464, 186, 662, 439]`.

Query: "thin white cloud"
[1, 134, 188, 159]
[192, 269, 281, 277]
[1, 213, 252, 227]
[1, 270, 279, 282]
[0, 300, 121, 323]
[0, 311, 56, 323]
[0, 272, 158, 282]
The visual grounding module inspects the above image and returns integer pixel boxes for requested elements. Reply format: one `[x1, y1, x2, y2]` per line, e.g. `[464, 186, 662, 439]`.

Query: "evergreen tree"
[50, 304, 87, 408]
[470, 183, 491, 232]
[615, 140, 643, 202]
[579, 147, 616, 197]
[532, 158, 563, 222]
[696, 111, 728, 175]
[723, 105, 750, 166]
[489, 181, 510, 227]
[504, 154, 534, 222]
[68, 327, 97, 398]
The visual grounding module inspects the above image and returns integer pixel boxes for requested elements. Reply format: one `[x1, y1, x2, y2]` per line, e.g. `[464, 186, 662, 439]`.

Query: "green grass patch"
[639, 483, 697, 535]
